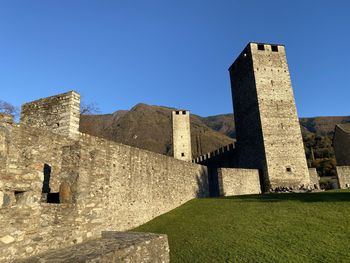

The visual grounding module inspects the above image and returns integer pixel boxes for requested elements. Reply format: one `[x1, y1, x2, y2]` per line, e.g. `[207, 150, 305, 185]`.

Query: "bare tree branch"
[0, 100, 19, 117]
[80, 101, 101, 115]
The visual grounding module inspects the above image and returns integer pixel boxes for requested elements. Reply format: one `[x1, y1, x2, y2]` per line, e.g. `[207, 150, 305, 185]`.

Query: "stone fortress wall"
[0, 93, 208, 262]
[229, 43, 311, 191]
[172, 110, 192, 161]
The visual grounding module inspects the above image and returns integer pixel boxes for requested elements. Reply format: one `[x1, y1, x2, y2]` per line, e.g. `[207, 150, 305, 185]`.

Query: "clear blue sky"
[0, 1, 349, 117]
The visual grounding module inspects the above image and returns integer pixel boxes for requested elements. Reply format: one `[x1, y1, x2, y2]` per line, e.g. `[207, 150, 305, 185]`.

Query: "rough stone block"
[218, 168, 261, 196]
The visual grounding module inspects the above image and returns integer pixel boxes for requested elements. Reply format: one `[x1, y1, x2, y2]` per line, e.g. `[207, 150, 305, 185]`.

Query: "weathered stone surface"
[0, 120, 208, 262]
[59, 181, 72, 203]
[218, 168, 261, 196]
[0, 191, 3, 207]
[308, 168, 320, 189]
[20, 91, 80, 139]
[19, 232, 169, 263]
[336, 166, 350, 189]
[0, 235, 15, 244]
[0, 113, 14, 124]
[229, 42, 310, 191]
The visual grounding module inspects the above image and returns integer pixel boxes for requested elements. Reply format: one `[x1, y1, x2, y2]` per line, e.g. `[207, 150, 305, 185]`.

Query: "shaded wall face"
[0, 123, 208, 262]
[229, 43, 310, 190]
[20, 91, 80, 139]
[334, 127, 350, 166]
[229, 46, 267, 179]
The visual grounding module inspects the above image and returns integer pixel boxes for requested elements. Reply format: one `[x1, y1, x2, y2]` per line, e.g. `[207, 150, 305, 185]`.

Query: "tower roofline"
[228, 42, 286, 71]
[248, 41, 285, 47]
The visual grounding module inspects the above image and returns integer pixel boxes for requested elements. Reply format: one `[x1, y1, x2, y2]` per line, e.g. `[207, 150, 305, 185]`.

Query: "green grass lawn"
[133, 190, 350, 263]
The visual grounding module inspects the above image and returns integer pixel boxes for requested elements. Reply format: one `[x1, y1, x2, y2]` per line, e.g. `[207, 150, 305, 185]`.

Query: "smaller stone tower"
[172, 110, 192, 161]
[20, 91, 80, 139]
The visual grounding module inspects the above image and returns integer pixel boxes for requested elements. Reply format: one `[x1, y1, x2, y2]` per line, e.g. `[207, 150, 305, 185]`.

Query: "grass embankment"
[134, 190, 350, 263]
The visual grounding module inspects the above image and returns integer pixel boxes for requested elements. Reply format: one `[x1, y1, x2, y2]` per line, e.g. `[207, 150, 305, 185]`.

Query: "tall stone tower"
[172, 110, 192, 161]
[21, 91, 80, 139]
[229, 42, 310, 191]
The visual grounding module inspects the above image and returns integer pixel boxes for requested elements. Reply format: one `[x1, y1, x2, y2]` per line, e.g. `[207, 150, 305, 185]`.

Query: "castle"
[0, 42, 321, 262]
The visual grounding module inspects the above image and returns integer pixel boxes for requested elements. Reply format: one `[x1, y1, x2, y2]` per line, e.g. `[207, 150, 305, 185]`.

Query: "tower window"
[271, 45, 278, 52]
[176, 111, 180, 115]
[181, 153, 185, 157]
[257, 44, 265, 51]
[182, 111, 186, 115]
[286, 167, 292, 172]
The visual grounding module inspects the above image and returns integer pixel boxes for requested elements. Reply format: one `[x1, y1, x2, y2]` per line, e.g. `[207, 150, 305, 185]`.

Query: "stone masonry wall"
[172, 110, 192, 161]
[229, 43, 310, 190]
[217, 168, 261, 196]
[0, 122, 208, 262]
[336, 166, 350, 189]
[19, 232, 170, 263]
[20, 91, 80, 139]
[308, 168, 320, 189]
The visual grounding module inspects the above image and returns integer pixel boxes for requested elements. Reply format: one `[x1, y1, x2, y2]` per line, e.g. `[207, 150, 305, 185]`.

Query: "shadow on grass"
[219, 190, 350, 203]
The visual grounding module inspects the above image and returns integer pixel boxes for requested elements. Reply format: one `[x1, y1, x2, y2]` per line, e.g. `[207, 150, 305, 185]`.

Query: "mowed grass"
[133, 190, 350, 263]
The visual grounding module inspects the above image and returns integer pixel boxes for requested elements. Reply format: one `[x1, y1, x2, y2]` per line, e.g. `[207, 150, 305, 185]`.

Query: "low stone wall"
[0, 122, 208, 262]
[19, 232, 169, 263]
[217, 168, 261, 196]
[308, 168, 320, 189]
[336, 166, 350, 189]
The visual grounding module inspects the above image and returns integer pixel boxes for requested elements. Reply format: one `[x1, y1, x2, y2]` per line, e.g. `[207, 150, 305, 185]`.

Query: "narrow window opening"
[181, 153, 185, 157]
[182, 111, 186, 115]
[271, 45, 278, 52]
[42, 164, 51, 194]
[286, 167, 292, 172]
[176, 111, 180, 115]
[257, 44, 265, 51]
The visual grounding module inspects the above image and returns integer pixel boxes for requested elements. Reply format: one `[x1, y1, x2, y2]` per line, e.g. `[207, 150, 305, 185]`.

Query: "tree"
[80, 101, 101, 115]
[0, 100, 19, 117]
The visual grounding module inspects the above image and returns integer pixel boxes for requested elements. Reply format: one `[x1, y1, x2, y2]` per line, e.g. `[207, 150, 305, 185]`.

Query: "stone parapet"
[20, 91, 80, 139]
[19, 232, 169, 263]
